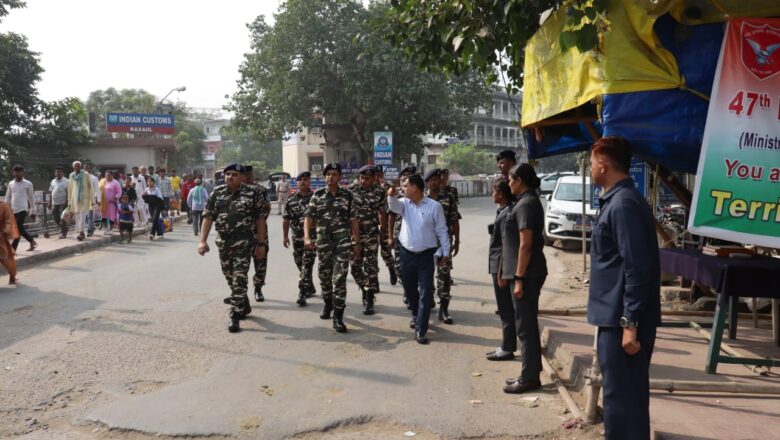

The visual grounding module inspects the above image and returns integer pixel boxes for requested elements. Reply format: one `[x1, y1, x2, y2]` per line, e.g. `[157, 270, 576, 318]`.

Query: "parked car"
[265, 172, 292, 201]
[543, 175, 597, 246]
[539, 171, 576, 195]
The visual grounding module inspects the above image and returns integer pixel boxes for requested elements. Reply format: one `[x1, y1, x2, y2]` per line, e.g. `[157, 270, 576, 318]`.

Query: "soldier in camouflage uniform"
[242, 166, 271, 302]
[387, 165, 417, 306]
[283, 171, 317, 306]
[424, 168, 460, 324]
[198, 163, 269, 333]
[304, 163, 356, 333]
[349, 165, 387, 315]
[440, 168, 460, 206]
[373, 165, 398, 286]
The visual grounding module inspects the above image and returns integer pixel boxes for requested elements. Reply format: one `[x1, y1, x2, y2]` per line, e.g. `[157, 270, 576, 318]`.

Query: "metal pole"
[584, 327, 601, 424]
[581, 155, 587, 273]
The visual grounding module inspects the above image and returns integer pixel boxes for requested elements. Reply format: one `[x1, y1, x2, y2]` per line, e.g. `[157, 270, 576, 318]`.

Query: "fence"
[451, 178, 494, 198]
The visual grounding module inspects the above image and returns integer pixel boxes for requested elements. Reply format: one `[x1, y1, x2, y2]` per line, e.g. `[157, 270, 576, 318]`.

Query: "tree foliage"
[217, 126, 282, 179]
[228, 0, 493, 163]
[385, 0, 610, 93]
[440, 142, 495, 176]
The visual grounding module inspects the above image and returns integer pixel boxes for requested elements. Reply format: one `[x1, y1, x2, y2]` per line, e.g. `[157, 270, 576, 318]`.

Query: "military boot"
[389, 267, 398, 286]
[228, 311, 241, 333]
[363, 292, 375, 316]
[305, 286, 317, 298]
[240, 297, 252, 319]
[332, 308, 348, 333]
[254, 285, 265, 302]
[320, 298, 333, 320]
[438, 297, 453, 324]
[296, 291, 307, 307]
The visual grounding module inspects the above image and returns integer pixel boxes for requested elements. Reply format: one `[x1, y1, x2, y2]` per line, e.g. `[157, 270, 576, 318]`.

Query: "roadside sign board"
[373, 131, 393, 165]
[106, 112, 175, 134]
[383, 165, 399, 181]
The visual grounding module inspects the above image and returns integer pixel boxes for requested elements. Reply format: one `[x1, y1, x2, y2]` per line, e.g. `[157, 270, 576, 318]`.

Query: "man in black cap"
[198, 163, 269, 332]
[440, 169, 460, 206]
[424, 168, 460, 324]
[304, 162, 356, 333]
[283, 171, 317, 305]
[242, 165, 272, 302]
[497, 149, 517, 178]
[349, 165, 387, 315]
[374, 165, 398, 286]
[387, 165, 417, 296]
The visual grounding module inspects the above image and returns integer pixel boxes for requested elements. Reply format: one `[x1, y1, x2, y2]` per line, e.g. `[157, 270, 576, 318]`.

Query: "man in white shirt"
[49, 166, 69, 238]
[4, 165, 37, 251]
[387, 172, 450, 344]
[84, 164, 101, 236]
[131, 166, 148, 225]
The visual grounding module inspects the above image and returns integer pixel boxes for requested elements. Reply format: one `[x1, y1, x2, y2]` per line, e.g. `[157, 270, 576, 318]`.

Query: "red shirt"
[181, 180, 196, 203]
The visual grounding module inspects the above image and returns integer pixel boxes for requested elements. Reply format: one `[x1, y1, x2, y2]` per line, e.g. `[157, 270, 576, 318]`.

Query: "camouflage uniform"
[203, 183, 268, 312]
[349, 184, 386, 300]
[283, 190, 316, 293]
[427, 189, 461, 300]
[304, 187, 353, 310]
[249, 184, 271, 291]
[391, 194, 405, 286]
[377, 182, 396, 272]
[442, 184, 460, 206]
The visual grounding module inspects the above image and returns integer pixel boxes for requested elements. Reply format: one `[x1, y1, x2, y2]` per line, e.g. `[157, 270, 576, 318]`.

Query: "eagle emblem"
[741, 22, 780, 80]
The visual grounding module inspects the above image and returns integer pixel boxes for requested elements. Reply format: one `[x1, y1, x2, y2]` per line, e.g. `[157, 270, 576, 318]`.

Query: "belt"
[401, 246, 437, 256]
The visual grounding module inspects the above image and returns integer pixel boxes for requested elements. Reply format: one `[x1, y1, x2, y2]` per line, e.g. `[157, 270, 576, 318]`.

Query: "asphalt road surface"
[0, 197, 592, 440]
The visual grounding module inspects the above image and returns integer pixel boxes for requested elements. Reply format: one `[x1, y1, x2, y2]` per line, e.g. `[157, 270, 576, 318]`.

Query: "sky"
[4, 0, 282, 112]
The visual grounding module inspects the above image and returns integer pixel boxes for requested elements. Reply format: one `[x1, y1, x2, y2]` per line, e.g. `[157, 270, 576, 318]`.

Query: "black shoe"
[389, 268, 397, 286]
[494, 310, 500, 315]
[505, 377, 521, 385]
[332, 308, 347, 333]
[438, 298, 453, 324]
[487, 352, 515, 361]
[363, 294, 375, 315]
[503, 379, 542, 394]
[254, 286, 264, 302]
[239, 297, 252, 319]
[228, 311, 241, 333]
[296, 291, 307, 307]
[320, 301, 333, 320]
[415, 332, 429, 345]
[409, 317, 416, 329]
[402, 295, 408, 305]
[305, 286, 317, 298]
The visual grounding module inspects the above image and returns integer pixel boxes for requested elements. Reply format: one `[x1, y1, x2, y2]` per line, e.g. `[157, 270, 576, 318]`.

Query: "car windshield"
[554, 182, 591, 202]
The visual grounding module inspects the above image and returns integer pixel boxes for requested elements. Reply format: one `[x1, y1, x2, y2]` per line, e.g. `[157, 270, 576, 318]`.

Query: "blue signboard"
[383, 165, 399, 181]
[373, 131, 393, 166]
[106, 112, 175, 134]
[592, 159, 648, 209]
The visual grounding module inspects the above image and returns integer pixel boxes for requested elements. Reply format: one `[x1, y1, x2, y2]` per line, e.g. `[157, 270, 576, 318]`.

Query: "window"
[487, 126, 494, 137]
[494, 102, 500, 117]
[502, 102, 509, 118]
[503, 128, 508, 139]
[509, 130, 515, 139]
[477, 126, 485, 136]
[308, 155, 323, 171]
[428, 154, 439, 165]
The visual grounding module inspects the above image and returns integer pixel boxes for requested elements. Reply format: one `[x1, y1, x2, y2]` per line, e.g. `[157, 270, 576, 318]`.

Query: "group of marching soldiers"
[197, 161, 461, 334]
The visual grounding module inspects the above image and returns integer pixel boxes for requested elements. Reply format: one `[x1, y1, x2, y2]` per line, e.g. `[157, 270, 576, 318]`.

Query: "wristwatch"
[513, 274, 527, 281]
[620, 317, 638, 328]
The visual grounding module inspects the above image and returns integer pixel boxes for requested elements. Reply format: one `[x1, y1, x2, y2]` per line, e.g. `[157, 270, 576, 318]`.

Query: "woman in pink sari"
[101, 171, 122, 234]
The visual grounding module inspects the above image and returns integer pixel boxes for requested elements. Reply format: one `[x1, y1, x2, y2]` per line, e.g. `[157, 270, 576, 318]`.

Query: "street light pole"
[158, 86, 187, 106]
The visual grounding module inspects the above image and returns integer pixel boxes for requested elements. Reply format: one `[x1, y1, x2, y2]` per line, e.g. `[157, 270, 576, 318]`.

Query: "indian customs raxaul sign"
[373, 131, 393, 166]
[689, 18, 780, 248]
[106, 112, 175, 134]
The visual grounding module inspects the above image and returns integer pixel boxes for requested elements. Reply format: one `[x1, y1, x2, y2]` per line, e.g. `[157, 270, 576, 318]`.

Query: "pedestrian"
[170, 169, 182, 215]
[49, 166, 70, 239]
[123, 176, 137, 205]
[100, 170, 122, 235]
[4, 165, 37, 251]
[130, 166, 148, 226]
[496, 149, 517, 179]
[424, 168, 460, 324]
[440, 168, 460, 206]
[0, 198, 20, 284]
[142, 178, 164, 240]
[502, 163, 547, 394]
[588, 137, 660, 440]
[387, 174, 450, 344]
[157, 168, 173, 215]
[67, 161, 96, 241]
[181, 174, 196, 224]
[276, 175, 290, 215]
[373, 165, 398, 286]
[84, 164, 101, 237]
[117, 194, 135, 244]
[241, 166, 271, 303]
[282, 171, 317, 306]
[186, 178, 209, 236]
[486, 178, 517, 362]
[387, 165, 416, 303]
[148, 166, 159, 186]
[198, 163, 269, 333]
[303, 163, 355, 333]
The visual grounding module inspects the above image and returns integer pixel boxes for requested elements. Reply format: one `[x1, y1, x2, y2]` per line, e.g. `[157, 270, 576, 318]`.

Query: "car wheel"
[543, 229, 554, 247]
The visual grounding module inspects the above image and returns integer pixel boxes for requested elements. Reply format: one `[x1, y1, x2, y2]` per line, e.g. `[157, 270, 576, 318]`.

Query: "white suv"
[544, 175, 597, 245]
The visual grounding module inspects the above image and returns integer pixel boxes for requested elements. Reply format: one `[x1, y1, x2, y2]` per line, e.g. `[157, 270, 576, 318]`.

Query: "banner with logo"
[689, 18, 780, 248]
[106, 112, 175, 134]
[373, 132, 393, 166]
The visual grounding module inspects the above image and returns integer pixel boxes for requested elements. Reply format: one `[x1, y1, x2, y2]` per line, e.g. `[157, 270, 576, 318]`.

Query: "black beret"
[223, 163, 244, 173]
[496, 149, 517, 162]
[400, 165, 416, 175]
[323, 162, 342, 175]
[373, 164, 383, 173]
[296, 171, 311, 180]
[423, 168, 441, 182]
[358, 165, 375, 176]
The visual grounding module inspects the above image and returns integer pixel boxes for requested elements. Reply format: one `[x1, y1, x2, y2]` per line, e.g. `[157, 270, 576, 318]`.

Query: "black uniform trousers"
[597, 324, 656, 440]
[510, 276, 545, 382]
[12, 211, 34, 250]
[492, 274, 516, 353]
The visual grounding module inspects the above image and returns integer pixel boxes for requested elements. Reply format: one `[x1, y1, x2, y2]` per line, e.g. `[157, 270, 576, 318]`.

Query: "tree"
[228, 0, 493, 163]
[384, 0, 610, 93]
[535, 152, 579, 173]
[85, 88, 158, 137]
[440, 142, 495, 176]
[217, 126, 282, 179]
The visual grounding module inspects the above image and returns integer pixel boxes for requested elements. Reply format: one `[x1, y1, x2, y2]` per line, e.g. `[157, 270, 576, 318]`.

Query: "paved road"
[0, 197, 589, 440]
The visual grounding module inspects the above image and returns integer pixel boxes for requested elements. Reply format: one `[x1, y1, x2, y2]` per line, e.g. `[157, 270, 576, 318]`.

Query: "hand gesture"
[497, 277, 508, 289]
[452, 239, 460, 257]
[437, 256, 449, 267]
[197, 241, 210, 256]
[387, 185, 397, 197]
[283, 236, 290, 248]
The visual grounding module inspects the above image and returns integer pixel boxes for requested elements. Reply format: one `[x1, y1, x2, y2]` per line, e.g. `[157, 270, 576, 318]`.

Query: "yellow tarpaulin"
[521, 0, 780, 127]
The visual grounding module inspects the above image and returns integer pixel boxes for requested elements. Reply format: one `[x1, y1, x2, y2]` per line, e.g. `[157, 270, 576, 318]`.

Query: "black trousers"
[493, 274, 517, 352]
[597, 325, 656, 440]
[12, 211, 34, 250]
[510, 276, 545, 382]
[51, 204, 69, 236]
[400, 247, 436, 336]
